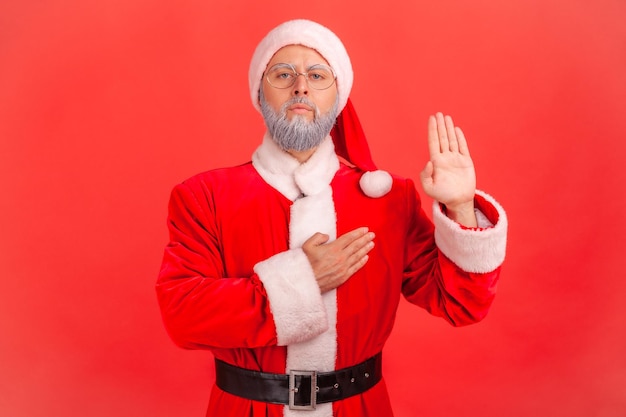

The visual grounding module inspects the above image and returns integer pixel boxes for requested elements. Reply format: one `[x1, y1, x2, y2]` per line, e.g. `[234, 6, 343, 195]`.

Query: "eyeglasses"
[265, 63, 337, 90]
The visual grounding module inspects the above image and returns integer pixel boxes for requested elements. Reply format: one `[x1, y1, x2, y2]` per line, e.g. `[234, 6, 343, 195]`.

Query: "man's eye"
[276, 72, 294, 79]
[310, 69, 333, 81]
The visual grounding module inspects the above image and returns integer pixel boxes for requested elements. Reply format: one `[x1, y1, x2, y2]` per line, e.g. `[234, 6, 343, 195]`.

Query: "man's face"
[261, 45, 338, 122]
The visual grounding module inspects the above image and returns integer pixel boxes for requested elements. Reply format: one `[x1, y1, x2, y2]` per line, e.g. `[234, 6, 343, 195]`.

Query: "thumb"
[420, 161, 434, 186]
[304, 232, 330, 249]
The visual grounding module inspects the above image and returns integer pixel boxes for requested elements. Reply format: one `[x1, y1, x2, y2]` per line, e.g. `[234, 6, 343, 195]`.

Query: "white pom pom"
[359, 170, 392, 198]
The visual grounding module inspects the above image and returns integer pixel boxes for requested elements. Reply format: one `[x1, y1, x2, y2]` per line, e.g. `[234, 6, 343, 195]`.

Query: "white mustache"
[280, 97, 319, 118]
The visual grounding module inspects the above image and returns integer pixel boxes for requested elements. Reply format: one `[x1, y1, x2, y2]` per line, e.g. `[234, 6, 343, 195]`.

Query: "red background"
[1, 1, 625, 416]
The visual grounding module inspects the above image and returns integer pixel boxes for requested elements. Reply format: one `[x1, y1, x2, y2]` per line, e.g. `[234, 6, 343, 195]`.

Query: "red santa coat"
[156, 134, 507, 417]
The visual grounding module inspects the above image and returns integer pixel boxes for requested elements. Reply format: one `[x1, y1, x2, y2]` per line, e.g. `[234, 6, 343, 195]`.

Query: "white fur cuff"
[433, 190, 508, 273]
[254, 249, 328, 345]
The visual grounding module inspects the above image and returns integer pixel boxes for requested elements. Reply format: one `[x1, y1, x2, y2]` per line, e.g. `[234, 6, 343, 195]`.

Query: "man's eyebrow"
[306, 63, 328, 70]
[270, 62, 328, 69]
[269, 63, 293, 69]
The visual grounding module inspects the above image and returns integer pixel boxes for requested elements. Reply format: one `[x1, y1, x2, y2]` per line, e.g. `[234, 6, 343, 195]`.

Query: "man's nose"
[292, 73, 309, 95]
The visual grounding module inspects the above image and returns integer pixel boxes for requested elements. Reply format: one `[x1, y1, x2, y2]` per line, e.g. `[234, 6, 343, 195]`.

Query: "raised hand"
[302, 227, 375, 293]
[420, 112, 477, 227]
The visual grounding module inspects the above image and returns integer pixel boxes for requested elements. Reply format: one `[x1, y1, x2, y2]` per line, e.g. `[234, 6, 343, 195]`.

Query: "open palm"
[420, 112, 476, 209]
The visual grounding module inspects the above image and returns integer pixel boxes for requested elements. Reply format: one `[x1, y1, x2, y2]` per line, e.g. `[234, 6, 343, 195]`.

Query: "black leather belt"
[215, 352, 382, 410]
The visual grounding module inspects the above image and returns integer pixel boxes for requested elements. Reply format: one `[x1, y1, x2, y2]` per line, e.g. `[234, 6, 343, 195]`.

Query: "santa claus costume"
[156, 19, 507, 417]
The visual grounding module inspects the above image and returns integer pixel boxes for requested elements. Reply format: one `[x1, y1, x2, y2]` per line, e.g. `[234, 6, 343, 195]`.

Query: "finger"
[346, 254, 369, 277]
[436, 112, 449, 153]
[420, 160, 433, 181]
[455, 126, 471, 156]
[427, 115, 439, 157]
[349, 239, 374, 264]
[303, 232, 330, 249]
[419, 161, 434, 194]
[335, 227, 369, 248]
[444, 115, 458, 153]
[344, 232, 376, 256]
[342, 231, 375, 257]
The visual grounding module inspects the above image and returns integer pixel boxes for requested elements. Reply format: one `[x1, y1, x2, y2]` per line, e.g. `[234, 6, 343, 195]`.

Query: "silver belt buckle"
[288, 370, 317, 410]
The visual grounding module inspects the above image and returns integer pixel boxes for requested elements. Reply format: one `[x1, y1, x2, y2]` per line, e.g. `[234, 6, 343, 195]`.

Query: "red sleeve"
[400, 182, 504, 326]
[155, 182, 279, 349]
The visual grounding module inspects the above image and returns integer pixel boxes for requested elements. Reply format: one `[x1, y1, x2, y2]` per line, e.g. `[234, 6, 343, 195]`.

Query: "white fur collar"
[252, 133, 340, 201]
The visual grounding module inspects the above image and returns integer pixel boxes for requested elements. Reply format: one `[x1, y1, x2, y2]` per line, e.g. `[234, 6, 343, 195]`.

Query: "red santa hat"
[249, 19, 392, 198]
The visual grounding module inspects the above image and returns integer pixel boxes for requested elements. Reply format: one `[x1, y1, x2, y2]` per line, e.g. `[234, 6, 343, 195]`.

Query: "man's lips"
[288, 104, 313, 113]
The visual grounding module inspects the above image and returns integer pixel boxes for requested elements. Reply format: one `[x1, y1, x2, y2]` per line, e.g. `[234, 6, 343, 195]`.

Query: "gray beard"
[260, 89, 339, 152]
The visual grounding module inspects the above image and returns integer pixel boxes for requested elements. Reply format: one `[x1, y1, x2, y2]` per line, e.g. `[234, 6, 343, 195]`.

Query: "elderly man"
[156, 19, 507, 417]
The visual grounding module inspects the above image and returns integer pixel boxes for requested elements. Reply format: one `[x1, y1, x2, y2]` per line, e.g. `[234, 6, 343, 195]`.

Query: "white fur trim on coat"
[254, 249, 328, 345]
[433, 190, 508, 273]
[252, 133, 340, 417]
[252, 133, 339, 201]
